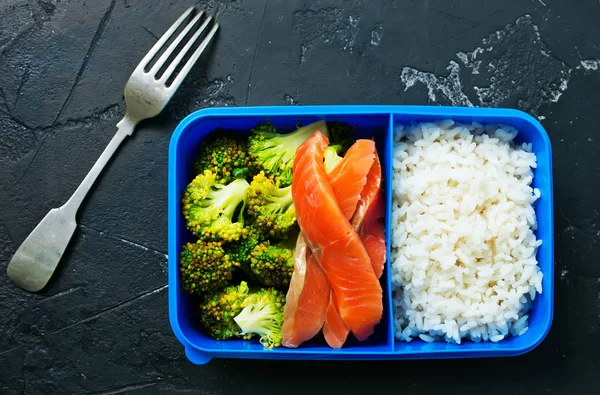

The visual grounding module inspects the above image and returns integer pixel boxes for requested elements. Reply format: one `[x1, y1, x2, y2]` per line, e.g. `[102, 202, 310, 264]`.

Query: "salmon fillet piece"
[327, 140, 376, 220]
[322, 292, 348, 348]
[355, 153, 386, 279]
[283, 138, 377, 348]
[351, 149, 383, 229]
[292, 131, 382, 341]
[350, 149, 386, 278]
[324, 150, 386, 347]
[281, 233, 330, 348]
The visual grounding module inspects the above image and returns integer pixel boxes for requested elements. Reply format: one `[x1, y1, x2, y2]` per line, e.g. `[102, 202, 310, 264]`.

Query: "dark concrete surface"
[1, 0, 599, 394]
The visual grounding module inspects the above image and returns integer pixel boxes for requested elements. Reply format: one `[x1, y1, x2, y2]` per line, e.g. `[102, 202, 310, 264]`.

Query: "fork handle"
[7, 115, 137, 292]
[63, 116, 137, 215]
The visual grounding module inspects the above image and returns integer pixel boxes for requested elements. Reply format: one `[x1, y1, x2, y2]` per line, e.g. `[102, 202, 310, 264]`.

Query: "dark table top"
[1, 0, 599, 394]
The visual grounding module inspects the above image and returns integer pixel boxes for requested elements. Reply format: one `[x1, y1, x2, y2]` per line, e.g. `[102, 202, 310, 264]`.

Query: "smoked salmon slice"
[351, 149, 383, 230]
[322, 292, 348, 348]
[354, 152, 386, 279]
[323, 150, 386, 347]
[283, 138, 377, 348]
[281, 233, 330, 348]
[322, 141, 379, 348]
[327, 140, 376, 220]
[292, 131, 382, 341]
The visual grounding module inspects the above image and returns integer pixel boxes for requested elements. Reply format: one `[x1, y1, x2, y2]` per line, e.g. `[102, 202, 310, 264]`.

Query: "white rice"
[391, 120, 543, 344]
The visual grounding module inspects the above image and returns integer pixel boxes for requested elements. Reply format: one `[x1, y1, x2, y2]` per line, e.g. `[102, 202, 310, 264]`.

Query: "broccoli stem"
[323, 145, 344, 173]
[284, 120, 328, 148]
[206, 178, 249, 222]
[234, 302, 281, 347]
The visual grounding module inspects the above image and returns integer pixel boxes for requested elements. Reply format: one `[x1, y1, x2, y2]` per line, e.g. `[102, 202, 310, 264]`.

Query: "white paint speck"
[588, 137, 594, 142]
[343, 16, 361, 53]
[300, 45, 308, 64]
[580, 59, 599, 71]
[538, 115, 546, 121]
[537, 0, 547, 6]
[371, 25, 383, 46]
[560, 79, 569, 90]
[457, 47, 485, 75]
[401, 61, 473, 106]
[560, 269, 569, 279]
[284, 94, 297, 105]
[400, 15, 597, 113]
[549, 77, 570, 103]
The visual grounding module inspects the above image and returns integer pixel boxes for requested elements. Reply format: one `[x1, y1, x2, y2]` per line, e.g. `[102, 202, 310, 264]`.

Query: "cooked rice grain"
[391, 120, 542, 344]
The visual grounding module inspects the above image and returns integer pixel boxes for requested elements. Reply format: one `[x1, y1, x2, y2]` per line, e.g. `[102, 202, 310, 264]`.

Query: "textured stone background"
[1, 0, 599, 394]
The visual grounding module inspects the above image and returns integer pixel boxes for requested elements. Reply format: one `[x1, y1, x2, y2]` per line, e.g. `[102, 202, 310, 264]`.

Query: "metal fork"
[7, 7, 219, 292]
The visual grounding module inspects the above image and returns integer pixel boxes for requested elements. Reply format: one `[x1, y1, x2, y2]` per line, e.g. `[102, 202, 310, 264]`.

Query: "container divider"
[385, 113, 396, 351]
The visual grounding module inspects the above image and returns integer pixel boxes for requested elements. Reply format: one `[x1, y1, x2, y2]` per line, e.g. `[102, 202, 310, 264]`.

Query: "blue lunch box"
[168, 105, 554, 364]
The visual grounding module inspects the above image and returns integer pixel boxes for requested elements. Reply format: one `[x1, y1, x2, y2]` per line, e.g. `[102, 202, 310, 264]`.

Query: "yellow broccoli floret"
[234, 287, 286, 348]
[182, 170, 250, 242]
[179, 240, 240, 296]
[247, 121, 328, 187]
[246, 171, 296, 240]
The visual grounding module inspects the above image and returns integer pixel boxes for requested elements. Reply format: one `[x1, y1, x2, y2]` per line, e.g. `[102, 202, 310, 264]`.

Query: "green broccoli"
[199, 281, 253, 340]
[248, 120, 329, 187]
[250, 239, 295, 290]
[192, 130, 252, 183]
[179, 240, 240, 296]
[198, 282, 286, 348]
[223, 227, 261, 266]
[327, 121, 356, 156]
[182, 170, 250, 242]
[323, 144, 344, 173]
[234, 287, 286, 348]
[222, 226, 262, 283]
[246, 171, 297, 240]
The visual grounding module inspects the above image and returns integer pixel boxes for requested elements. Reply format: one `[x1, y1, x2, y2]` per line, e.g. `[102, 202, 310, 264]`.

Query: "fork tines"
[139, 7, 219, 91]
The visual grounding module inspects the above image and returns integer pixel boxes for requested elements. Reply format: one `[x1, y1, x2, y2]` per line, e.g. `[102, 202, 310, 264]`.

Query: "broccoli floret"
[222, 227, 262, 283]
[250, 240, 295, 289]
[179, 240, 240, 296]
[248, 120, 328, 187]
[224, 227, 261, 266]
[323, 144, 344, 173]
[199, 282, 286, 347]
[199, 281, 253, 340]
[327, 121, 356, 156]
[234, 287, 286, 348]
[192, 130, 252, 183]
[246, 171, 296, 240]
[182, 170, 250, 242]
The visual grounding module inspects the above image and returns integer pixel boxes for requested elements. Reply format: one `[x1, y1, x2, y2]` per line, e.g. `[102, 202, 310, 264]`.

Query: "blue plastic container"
[168, 105, 554, 365]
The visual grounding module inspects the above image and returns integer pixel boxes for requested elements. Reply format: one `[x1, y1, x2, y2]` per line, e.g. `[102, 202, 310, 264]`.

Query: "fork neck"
[117, 114, 138, 136]
[61, 115, 137, 218]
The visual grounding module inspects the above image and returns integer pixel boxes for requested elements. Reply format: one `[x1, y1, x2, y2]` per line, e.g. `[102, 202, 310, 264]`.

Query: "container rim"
[167, 105, 554, 362]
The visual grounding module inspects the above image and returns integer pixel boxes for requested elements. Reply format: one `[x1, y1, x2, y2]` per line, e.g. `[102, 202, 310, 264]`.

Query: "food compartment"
[168, 108, 396, 362]
[388, 108, 554, 357]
